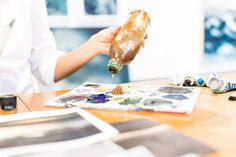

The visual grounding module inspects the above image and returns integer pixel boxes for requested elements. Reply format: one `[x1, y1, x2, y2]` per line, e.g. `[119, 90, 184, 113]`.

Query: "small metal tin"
[0, 94, 17, 111]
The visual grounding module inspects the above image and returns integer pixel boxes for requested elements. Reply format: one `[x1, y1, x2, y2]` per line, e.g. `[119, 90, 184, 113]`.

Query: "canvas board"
[0, 108, 118, 156]
[45, 82, 201, 113]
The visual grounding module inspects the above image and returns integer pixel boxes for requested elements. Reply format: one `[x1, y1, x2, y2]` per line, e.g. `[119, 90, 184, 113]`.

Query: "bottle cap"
[196, 78, 206, 86]
[107, 59, 123, 74]
[0, 94, 17, 111]
[207, 77, 222, 90]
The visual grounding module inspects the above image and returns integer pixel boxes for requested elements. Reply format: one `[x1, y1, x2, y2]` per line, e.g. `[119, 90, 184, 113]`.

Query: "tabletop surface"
[1, 72, 236, 157]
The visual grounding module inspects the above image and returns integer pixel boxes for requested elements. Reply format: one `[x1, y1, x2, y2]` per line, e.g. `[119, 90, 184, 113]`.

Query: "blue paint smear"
[87, 94, 111, 103]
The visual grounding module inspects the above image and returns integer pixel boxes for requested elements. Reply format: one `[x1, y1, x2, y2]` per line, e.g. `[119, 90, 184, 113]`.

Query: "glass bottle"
[107, 10, 150, 75]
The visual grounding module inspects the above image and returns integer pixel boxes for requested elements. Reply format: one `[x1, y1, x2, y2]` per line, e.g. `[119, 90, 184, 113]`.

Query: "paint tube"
[206, 73, 236, 93]
[170, 75, 206, 87]
[183, 75, 196, 86]
[195, 76, 206, 87]
[169, 75, 184, 86]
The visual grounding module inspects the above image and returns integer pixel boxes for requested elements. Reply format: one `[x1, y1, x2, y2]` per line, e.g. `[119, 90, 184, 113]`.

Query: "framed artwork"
[46, 0, 70, 26]
[79, 0, 118, 27]
[46, 0, 119, 28]
[204, 0, 236, 58]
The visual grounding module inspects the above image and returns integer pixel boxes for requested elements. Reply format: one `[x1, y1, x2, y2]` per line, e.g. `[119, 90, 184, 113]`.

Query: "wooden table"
[1, 72, 236, 157]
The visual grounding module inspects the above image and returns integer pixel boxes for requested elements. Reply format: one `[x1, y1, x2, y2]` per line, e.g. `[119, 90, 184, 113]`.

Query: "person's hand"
[86, 26, 148, 56]
[86, 26, 121, 55]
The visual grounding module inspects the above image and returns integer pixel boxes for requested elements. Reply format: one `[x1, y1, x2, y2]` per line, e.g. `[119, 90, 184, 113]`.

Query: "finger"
[144, 33, 148, 39]
[101, 26, 121, 36]
[140, 40, 145, 48]
[98, 26, 121, 42]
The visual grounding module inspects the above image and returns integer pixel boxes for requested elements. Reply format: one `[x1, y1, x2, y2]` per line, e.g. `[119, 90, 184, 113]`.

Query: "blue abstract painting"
[46, 0, 68, 16]
[205, 1, 236, 58]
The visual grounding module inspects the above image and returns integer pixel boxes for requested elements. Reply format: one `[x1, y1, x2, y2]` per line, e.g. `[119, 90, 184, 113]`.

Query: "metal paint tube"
[170, 75, 206, 87]
[195, 76, 206, 87]
[206, 74, 236, 93]
[183, 75, 196, 86]
[169, 75, 184, 86]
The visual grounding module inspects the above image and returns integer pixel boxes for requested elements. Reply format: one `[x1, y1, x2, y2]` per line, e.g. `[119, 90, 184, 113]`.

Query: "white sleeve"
[30, 0, 65, 85]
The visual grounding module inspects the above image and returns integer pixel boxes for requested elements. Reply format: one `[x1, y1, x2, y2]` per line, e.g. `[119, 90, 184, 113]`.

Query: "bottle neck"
[107, 59, 123, 74]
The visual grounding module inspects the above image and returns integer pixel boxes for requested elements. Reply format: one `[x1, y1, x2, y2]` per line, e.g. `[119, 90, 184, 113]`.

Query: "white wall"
[118, 0, 236, 81]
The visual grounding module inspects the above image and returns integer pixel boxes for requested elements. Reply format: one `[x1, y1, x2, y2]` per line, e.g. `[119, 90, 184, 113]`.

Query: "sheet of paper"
[9, 141, 124, 157]
[102, 146, 156, 157]
[45, 82, 201, 113]
[0, 108, 118, 156]
[112, 121, 214, 157]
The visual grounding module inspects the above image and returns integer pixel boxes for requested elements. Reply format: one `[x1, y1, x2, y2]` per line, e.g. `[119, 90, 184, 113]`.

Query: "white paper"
[0, 108, 118, 156]
[102, 146, 156, 157]
[9, 141, 124, 157]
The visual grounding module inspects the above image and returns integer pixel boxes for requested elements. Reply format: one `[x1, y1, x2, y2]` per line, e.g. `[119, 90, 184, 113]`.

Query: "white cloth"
[0, 0, 64, 94]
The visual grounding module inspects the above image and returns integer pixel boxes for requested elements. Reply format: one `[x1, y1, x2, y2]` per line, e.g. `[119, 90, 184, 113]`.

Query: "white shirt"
[0, 0, 64, 94]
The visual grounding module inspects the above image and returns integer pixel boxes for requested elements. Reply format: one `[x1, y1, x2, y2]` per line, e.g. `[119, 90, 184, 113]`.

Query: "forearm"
[54, 42, 98, 82]
[53, 26, 121, 82]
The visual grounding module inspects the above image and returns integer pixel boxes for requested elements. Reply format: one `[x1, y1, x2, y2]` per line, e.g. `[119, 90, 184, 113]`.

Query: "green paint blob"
[119, 97, 142, 105]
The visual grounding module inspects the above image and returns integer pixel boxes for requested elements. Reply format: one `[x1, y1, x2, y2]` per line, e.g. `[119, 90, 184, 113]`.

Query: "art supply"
[45, 82, 201, 114]
[0, 94, 17, 111]
[169, 75, 184, 86]
[195, 77, 206, 87]
[183, 76, 196, 86]
[107, 10, 150, 75]
[170, 75, 206, 87]
[206, 74, 236, 93]
[0, 108, 118, 156]
[112, 119, 215, 157]
[228, 94, 236, 101]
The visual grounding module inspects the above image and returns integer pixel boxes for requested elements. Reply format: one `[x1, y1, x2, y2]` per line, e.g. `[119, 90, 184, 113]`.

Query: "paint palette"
[45, 82, 201, 113]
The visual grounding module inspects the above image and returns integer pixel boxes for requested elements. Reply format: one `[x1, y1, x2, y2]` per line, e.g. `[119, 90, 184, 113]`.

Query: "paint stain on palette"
[162, 94, 189, 100]
[143, 98, 173, 106]
[119, 97, 142, 105]
[87, 94, 111, 103]
[55, 94, 88, 103]
[82, 83, 101, 88]
[158, 87, 193, 94]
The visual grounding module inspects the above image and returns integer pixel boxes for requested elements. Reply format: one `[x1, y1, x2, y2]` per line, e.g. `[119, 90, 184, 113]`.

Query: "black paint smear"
[158, 87, 192, 94]
[83, 83, 101, 88]
[75, 88, 91, 93]
[143, 98, 173, 106]
[163, 94, 189, 100]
